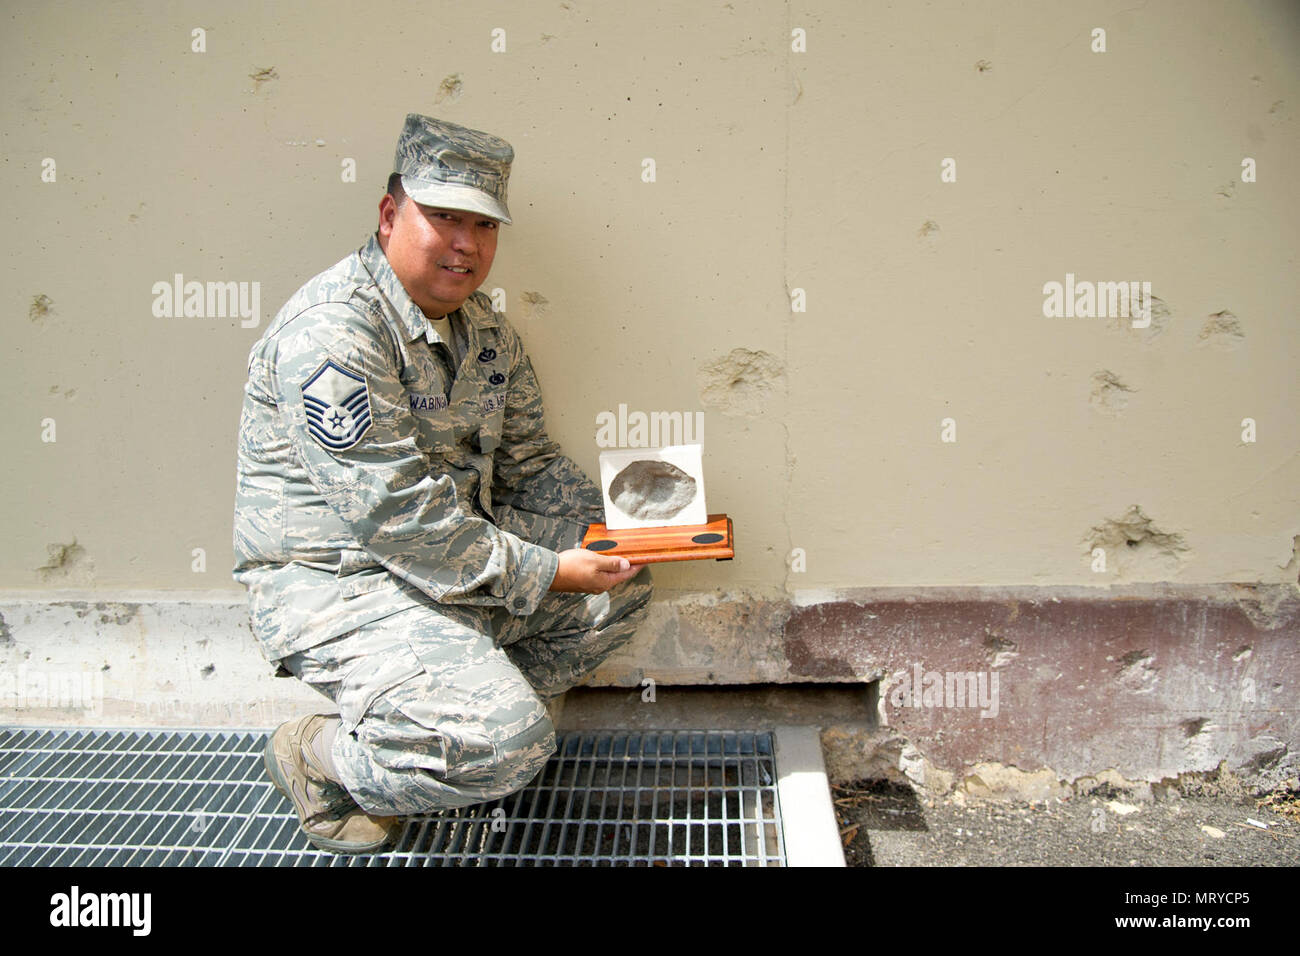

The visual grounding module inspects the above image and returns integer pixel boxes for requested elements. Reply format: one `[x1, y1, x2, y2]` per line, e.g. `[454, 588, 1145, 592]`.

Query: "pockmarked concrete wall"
[2, 1, 1297, 788]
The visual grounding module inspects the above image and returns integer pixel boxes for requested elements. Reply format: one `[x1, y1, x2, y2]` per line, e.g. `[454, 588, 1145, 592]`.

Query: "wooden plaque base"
[581, 513, 734, 565]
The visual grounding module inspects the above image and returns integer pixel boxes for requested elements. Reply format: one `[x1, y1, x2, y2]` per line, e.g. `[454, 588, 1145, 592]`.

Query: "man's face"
[377, 194, 500, 319]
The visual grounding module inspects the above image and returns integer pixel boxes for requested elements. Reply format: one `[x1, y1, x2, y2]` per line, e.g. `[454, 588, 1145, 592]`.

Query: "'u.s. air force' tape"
[301, 359, 372, 451]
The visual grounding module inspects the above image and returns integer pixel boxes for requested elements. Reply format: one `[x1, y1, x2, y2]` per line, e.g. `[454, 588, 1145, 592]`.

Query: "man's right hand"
[549, 549, 641, 594]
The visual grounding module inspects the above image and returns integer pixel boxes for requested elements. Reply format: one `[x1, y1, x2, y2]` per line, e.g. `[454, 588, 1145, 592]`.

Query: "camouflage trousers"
[278, 565, 654, 816]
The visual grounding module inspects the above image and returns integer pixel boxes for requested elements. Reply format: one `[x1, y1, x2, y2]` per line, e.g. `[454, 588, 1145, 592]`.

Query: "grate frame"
[0, 727, 785, 867]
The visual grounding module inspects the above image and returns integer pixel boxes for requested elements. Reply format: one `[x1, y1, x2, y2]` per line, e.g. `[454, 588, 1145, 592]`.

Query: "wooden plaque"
[581, 513, 734, 565]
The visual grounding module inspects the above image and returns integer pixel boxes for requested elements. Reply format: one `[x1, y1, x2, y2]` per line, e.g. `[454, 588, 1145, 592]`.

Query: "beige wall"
[4, 0, 1298, 599]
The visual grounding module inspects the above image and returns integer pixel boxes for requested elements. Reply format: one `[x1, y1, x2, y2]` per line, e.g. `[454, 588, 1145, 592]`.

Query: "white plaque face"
[598, 443, 707, 530]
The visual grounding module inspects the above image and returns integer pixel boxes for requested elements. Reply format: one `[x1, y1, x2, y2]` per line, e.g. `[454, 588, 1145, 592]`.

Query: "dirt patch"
[833, 778, 1299, 867]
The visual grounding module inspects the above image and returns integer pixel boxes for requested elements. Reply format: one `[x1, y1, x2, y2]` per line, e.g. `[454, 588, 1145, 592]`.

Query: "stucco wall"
[4, 1, 1297, 595]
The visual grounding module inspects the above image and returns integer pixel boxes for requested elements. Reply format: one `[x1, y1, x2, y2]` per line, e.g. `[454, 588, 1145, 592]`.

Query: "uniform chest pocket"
[402, 350, 457, 452]
[407, 396, 456, 453]
[475, 402, 505, 454]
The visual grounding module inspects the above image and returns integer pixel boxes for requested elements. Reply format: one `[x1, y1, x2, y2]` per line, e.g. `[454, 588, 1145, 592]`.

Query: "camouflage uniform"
[232, 230, 653, 815]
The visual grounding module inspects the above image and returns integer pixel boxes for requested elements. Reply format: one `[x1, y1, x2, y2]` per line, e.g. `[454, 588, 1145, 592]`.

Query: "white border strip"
[773, 725, 846, 867]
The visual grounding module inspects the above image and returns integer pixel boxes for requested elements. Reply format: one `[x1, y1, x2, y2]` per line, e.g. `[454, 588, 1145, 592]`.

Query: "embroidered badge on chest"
[301, 359, 373, 451]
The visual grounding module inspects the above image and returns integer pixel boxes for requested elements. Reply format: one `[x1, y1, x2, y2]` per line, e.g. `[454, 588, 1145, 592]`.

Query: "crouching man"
[231, 113, 652, 853]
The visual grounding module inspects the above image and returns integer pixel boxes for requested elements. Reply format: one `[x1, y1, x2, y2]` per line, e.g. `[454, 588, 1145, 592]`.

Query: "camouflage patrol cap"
[393, 113, 514, 224]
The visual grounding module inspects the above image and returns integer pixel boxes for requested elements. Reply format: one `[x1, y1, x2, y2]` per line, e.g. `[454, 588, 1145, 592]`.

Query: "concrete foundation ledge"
[1, 582, 1295, 789]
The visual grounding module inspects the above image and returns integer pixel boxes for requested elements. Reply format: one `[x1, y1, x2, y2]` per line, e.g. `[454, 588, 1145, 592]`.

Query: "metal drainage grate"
[0, 727, 785, 866]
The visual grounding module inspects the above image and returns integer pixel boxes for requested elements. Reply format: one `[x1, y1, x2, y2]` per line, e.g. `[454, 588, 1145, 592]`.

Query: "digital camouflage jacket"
[232, 233, 603, 662]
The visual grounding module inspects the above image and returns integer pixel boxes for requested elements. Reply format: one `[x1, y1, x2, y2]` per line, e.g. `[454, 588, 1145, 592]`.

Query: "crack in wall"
[697, 348, 784, 417]
[1108, 289, 1171, 340]
[29, 294, 53, 323]
[435, 72, 464, 103]
[1198, 309, 1245, 348]
[248, 67, 278, 91]
[1089, 369, 1135, 414]
[1084, 505, 1191, 579]
[519, 290, 549, 320]
[35, 539, 95, 585]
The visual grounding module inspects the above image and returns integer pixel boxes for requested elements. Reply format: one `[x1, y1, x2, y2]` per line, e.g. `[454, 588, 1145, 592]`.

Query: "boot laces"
[307, 778, 360, 825]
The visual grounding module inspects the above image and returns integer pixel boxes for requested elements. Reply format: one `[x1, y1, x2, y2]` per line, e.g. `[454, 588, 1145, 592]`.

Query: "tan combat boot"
[263, 714, 399, 855]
